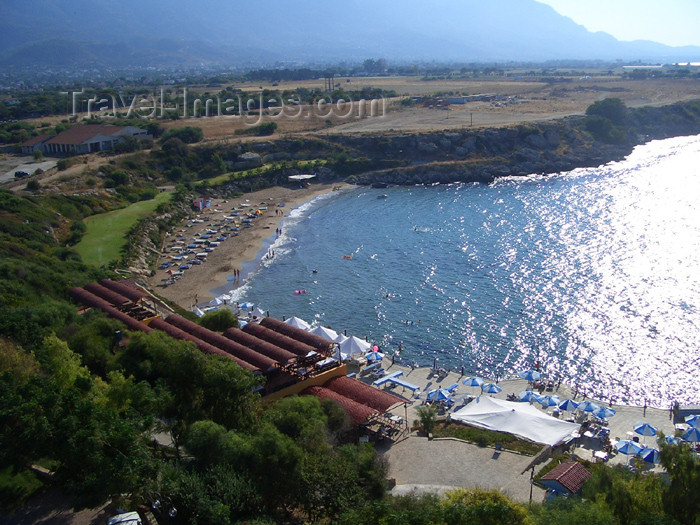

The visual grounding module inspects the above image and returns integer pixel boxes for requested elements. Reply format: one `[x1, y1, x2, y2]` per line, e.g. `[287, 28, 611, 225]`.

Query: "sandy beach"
[146, 182, 352, 309]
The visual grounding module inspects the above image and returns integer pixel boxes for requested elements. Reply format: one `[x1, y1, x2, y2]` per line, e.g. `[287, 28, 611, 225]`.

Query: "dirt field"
[162, 77, 700, 137]
[5, 75, 699, 193]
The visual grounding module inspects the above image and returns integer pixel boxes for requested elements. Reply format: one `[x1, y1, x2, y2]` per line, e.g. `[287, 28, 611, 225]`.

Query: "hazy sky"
[537, 0, 700, 47]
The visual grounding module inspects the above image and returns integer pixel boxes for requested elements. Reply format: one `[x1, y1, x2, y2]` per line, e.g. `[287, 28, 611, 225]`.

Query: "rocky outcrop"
[318, 100, 700, 186]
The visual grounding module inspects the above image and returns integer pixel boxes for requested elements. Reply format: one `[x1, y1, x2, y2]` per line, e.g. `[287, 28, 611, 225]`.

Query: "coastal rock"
[262, 152, 291, 164]
[251, 142, 274, 153]
[417, 141, 438, 155]
[233, 152, 262, 170]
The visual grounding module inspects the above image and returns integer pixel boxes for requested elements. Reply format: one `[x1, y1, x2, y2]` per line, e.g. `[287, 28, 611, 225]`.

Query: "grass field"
[75, 191, 172, 266]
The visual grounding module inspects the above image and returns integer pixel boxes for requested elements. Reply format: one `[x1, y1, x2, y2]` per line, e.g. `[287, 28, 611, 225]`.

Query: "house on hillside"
[22, 124, 151, 156]
[540, 461, 591, 496]
[20, 134, 52, 155]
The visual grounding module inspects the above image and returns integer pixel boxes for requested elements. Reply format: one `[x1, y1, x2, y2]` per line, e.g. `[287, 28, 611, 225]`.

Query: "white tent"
[285, 316, 311, 330]
[339, 335, 371, 355]
[451, 396, 580, 446]
[309, 326, 339, 341]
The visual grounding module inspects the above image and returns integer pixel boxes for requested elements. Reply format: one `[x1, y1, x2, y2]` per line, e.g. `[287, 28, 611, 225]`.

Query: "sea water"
[228, 134, 700, 408]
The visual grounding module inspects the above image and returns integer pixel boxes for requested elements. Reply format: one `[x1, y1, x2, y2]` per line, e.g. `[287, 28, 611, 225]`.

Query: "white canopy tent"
[309, 326, 339, 341]
[285, 316, 311, 330]
[451, 396, 580, 446]
[339, 335, 371, 355]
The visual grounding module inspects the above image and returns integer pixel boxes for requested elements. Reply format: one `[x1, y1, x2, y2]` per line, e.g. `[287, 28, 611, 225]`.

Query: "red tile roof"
[302, 385, 378, 425]
[44, 125, 125, 145]
[324, 375, 404, 412]
[21, 134, 52, 147]
[541, 461, 591, 494]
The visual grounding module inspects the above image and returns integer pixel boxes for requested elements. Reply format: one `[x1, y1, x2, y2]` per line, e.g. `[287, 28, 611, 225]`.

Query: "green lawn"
[75, 191, 172, 266]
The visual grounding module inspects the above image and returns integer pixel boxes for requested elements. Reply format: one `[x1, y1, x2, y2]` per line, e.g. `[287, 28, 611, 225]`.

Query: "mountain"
[1, 0, 698, 68]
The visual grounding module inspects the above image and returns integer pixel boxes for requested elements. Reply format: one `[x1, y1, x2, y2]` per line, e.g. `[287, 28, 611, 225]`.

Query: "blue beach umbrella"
[663, 435, 681, 445]
[365, 351, 385, 363]
[637, 448, 661, 464]
[615, 440, 643, 456]
[592, 406, 616, 419]
[684, 414, 700, 429]
[518, 370, 541, 382]
[634, 422, 658, 437]
[683, 427, 700, 442]
[462, 376, 484, 387]
[558, 399, 579, 412]
[577, 400, 600, 413]
[427, 389, 450, 402]
[481, 383, 502, 395]
[518, 391, 540, 403]
[539, 395, 560, 408]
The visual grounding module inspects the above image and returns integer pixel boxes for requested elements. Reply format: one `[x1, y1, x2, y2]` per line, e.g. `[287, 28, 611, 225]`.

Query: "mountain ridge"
[1, 0, 698, 68]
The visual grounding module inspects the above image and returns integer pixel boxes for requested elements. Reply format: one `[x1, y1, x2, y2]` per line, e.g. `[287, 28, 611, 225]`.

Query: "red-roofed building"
[20, 134, 52, 155]
[28, 124, 150, 156]
[540, 461, 591, 495]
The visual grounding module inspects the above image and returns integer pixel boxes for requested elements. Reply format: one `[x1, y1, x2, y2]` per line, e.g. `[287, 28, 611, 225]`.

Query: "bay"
[229, 134, 700, 408]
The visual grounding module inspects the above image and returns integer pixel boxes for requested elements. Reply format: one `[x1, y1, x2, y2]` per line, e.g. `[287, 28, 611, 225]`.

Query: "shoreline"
[146, 182, 353, 309]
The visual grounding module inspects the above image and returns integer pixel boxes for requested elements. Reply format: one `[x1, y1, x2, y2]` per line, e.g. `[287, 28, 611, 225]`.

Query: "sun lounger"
[373, 371, 403, 387]
[388, 377, 420, 392]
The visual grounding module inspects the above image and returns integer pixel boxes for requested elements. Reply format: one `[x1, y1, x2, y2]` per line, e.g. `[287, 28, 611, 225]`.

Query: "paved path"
[385, 436, 544, 503]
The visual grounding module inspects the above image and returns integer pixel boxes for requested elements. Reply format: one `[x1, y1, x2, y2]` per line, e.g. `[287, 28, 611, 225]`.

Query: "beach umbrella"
[637, 448, 661, 464]
[634, 422, 658, 437]
[333, 333, 348, 344]
[462, 376, 484, 396]
[252, 307, 266, 318]
[663, 435, 681, 445]
[218, 293, 232, 302]
[285, 316, 311, 330]
[518, 391, 540, 403]
[539, 395, 560, 408]
[239, 302, 255, 310]
[577, 400, 600, 413]
[615, 440, 643, 456]
[208, 297, 223, 306]
[365, 350, 385, 363]
[684, 414, 700, 428]
[427, 389, 451, 402]
[192, 307, 205, 317]
[481, 383, 502, 395]
[682, 427, 700, 442]
[518, 370, 541, 382]
[462, 376, 483, 387]
[558, 399, 579, 412]
[592, 406, 616, 419]
[309, 325, 339, 341]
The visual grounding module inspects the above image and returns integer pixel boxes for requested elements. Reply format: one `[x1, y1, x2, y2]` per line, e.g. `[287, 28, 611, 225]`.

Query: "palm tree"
[416, 404, 438, 436]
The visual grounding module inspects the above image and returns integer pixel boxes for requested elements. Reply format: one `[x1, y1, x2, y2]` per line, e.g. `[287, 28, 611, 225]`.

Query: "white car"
[107, 511, 142, 525]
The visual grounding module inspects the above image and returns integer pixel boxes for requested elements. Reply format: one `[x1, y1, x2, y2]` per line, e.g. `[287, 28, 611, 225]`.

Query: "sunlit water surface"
[222, 135, 700, 408]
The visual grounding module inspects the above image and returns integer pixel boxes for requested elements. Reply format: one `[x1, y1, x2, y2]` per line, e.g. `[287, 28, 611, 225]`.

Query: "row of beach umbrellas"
[280, 321, 700, 442]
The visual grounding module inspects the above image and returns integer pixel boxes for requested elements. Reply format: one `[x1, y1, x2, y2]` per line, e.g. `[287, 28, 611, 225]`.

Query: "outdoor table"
[594, 451, 608, 462]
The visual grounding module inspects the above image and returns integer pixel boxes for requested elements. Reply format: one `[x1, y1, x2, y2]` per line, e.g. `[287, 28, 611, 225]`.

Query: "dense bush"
[160, 126, 203, 144]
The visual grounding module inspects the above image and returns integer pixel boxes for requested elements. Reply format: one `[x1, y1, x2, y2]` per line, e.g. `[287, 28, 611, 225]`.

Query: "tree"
[199, 308, 238, 332]
[586, 98, 627, 125]
[442, 488, 533, 525]
[416, 404, 438, 435]
[659, 438, 700, 525]
[32, 149, 43, 161]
